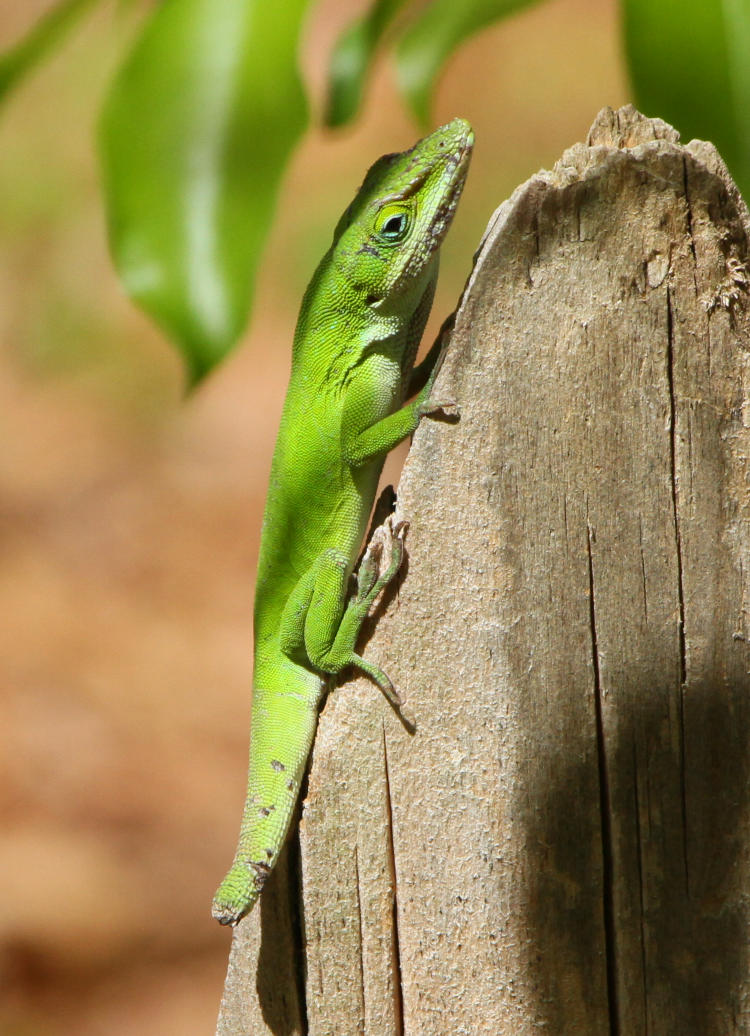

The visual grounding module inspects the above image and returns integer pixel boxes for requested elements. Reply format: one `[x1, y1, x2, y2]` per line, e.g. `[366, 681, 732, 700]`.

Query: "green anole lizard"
[212, 118, 473, 925]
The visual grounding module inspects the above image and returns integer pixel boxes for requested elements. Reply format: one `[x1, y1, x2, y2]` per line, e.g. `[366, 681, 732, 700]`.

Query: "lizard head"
[331, 118, 473, 311]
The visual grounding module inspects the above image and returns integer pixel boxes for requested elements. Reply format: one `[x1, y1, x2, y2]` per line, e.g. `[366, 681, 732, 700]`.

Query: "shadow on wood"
[525, 674, 750, 1032]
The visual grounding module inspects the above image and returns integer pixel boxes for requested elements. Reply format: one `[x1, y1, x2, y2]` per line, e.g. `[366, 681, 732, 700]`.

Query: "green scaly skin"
[212, 119, 473, 925]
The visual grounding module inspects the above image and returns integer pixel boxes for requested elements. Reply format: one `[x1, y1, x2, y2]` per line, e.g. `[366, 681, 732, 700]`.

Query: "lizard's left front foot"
[418, 398, 460, 420]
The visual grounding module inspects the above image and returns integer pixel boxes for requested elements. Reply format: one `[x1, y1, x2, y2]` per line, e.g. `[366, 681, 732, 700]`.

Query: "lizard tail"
[212, 676, 322, 925]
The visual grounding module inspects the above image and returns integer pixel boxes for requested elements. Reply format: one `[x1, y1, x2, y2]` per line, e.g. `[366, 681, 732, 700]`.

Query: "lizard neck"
[291, 250, 436, 380]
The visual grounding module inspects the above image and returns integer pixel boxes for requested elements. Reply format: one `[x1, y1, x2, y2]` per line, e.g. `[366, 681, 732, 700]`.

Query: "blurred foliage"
[623, 0, 750, 200]
[395, 0, 545, 127]
[0, 0, 102, 103]
[99, 0, 309, 385]
[325, 0, 409, 128]
[1, 0, 750, 381]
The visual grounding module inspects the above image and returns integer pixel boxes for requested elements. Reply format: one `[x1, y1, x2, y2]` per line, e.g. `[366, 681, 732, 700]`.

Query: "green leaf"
[396, 0, 545, 127]
[325, 0, 411, 127]
[99, 0, 310, 384]
[0, 0, 103, 104]
[623, 0, 750, 199]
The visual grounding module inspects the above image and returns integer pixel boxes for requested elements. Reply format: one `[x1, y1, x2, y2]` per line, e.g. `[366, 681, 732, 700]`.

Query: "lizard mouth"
[386, 125, 473, 294]
[428, 132, 473, 245]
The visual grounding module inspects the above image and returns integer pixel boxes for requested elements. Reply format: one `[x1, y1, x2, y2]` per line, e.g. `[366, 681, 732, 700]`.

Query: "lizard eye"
[382, 214, 406, 237]
[376, 205, 411, 243]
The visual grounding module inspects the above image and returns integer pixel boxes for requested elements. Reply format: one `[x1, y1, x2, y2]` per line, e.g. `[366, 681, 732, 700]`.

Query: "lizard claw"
[390, 516, 410, 542]
[355, 515, 408, 607]
[419, 399, 461, 420]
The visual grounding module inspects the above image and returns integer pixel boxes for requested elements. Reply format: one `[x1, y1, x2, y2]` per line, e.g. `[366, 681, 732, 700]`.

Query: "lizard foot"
[355, 515, 409, 607]
[418, 399, 460, 420]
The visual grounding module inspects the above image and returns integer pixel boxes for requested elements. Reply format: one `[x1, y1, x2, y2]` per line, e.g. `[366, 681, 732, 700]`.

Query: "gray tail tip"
[212, 899, 248, 927]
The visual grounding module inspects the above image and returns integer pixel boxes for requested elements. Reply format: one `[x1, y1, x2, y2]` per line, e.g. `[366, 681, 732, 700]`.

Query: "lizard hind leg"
[304, 517, 415, 731]
[350, 650, 416, 732]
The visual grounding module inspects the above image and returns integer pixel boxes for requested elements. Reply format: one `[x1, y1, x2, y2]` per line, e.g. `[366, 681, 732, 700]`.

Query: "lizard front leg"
[342, 351, 458, 468]
[406, 311, 456, 398]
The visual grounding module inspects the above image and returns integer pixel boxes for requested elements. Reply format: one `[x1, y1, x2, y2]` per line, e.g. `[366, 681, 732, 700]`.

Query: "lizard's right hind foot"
[355, 515, 408, 607]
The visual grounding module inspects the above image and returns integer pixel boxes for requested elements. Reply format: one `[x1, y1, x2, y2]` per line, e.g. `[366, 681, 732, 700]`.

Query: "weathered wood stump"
[218, 106, 750, 1035]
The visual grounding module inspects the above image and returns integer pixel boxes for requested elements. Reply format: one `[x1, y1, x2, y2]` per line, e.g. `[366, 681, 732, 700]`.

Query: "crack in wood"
[681, 156, 698, 265]
[382, 723, 405, 1036]
[587, 520, 620, 1036]
[666, 285, 691, 895]
[637, 513, 649, 625]
[354, 844, 367, 1032]
[632, 739, 649, 1034]
[287, 831, 309, 1035]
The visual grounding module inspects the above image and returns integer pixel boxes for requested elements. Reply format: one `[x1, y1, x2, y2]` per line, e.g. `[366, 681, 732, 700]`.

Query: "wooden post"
[217, 107, 750, 1035]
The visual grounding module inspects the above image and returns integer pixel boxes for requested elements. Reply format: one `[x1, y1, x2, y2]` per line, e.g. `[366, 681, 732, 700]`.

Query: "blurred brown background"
[0, 1, 627, 1031]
